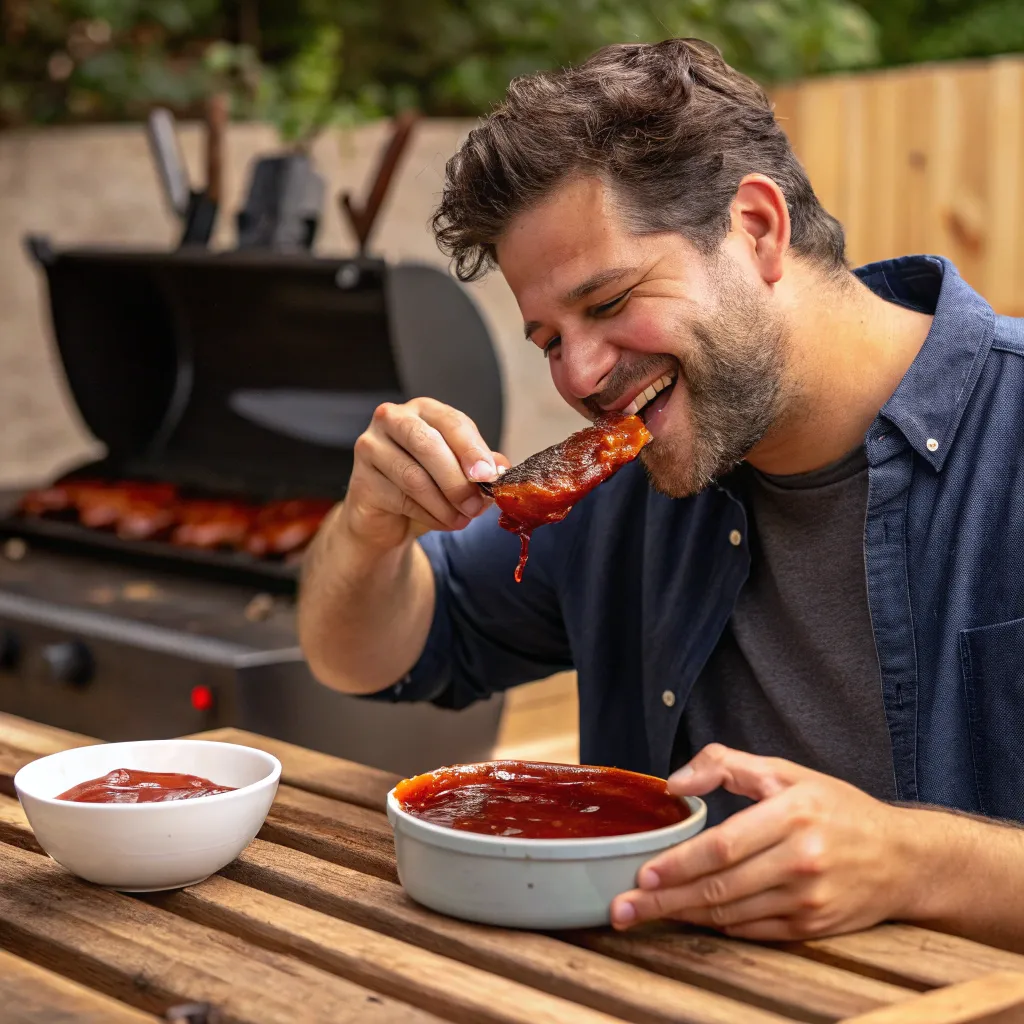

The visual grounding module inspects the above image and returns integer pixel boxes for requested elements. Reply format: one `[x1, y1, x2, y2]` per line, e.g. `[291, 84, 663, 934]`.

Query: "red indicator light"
[190, 685, 215, 712]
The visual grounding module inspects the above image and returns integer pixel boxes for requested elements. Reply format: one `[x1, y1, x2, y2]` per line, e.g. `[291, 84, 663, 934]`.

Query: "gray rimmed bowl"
[387, 775, 706, 929]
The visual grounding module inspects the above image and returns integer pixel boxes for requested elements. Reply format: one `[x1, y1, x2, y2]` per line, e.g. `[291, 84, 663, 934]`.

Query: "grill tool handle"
[339, 110, 418, 254]
[146, 96, 226, 248]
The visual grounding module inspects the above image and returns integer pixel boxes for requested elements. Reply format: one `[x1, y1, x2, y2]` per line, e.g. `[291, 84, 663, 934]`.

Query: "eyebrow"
[523, 266, 638, 340]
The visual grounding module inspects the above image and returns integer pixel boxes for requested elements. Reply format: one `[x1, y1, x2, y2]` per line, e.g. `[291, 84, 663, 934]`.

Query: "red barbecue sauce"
[485, 414, 651, 582]
[56, 768, 235, 804]
[393, 761, 688, 839]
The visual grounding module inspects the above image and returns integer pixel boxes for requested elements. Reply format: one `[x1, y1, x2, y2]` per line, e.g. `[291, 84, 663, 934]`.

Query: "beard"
[585, 261, 790, 499]
[644, 268, 789, 497]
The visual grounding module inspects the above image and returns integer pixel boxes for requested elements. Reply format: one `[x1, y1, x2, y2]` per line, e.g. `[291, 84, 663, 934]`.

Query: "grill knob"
[0, 629, 19, 670]
[42, 641, 93, 686]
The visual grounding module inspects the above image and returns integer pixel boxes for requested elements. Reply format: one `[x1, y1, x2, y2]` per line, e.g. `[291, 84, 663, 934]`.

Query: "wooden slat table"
[1, 713, 1023, 1024]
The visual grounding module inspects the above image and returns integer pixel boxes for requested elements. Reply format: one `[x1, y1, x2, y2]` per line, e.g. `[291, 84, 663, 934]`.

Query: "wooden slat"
[0, 841, 442, 1024]
[245, 783, 910, 1022]
[261, 783, 398, 882]
[984, 58, 1024, 312]
[842, 972, 1024, 1024]
[0, 712, 97, 755]
[223, 837, 793, 1024]
[567, 928, 913, 1024]
[0, 713, 96, 790]
[792, 924, 1024, 989]
[0, 948, 160, 1023]
[0, 797, 790, 1024]
[154, 873, 628, 1024]
[188, 727, 399, 810]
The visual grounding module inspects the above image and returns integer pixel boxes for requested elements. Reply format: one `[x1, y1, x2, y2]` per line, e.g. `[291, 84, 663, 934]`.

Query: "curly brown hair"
[433, 38, 845, 282]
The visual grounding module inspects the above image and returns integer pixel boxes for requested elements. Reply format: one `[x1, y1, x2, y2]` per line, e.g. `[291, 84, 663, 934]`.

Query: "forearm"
[298, 503, 436, 695]
[895, 805, 1024, 952]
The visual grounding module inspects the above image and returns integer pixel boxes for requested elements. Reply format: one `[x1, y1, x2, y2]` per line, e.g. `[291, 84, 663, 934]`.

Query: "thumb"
[667, 743, 808, 802]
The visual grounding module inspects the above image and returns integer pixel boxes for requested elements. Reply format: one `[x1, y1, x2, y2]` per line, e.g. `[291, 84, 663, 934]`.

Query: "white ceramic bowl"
[14, 739, 281, 892]
[387, 782, 706, 929]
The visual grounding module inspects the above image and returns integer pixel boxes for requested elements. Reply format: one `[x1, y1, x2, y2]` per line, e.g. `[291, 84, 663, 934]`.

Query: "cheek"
[610, 305, 684, 356]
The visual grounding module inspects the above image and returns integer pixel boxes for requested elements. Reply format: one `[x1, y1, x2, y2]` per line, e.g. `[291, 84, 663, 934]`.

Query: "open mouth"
[623, 372, 677, 425]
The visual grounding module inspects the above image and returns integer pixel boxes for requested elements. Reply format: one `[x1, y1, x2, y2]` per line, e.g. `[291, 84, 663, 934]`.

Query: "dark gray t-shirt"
[672, 446, 897, 824]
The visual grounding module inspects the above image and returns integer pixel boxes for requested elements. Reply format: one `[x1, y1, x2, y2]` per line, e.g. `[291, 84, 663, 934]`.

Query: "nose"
[553, 328, 620, 401]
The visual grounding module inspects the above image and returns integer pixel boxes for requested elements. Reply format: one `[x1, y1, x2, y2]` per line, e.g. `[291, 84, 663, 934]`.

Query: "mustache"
[582, 354, 679, 418]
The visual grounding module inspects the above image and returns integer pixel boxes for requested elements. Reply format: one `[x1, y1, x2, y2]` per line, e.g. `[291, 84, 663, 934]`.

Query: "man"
[299, 38, 1024, 948]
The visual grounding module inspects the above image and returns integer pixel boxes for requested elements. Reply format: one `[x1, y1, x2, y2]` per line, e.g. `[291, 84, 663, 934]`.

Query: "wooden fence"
[771, 55, 1024, 315]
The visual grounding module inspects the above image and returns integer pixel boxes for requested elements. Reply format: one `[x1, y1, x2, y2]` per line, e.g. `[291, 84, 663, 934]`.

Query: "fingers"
[367, 401, 502, 523]
[665, 888, 795, 931]
[635, 797, 795, 892]
[361, 462, 468, 534]
[415, 397, 503, 483]
[668, 743, 811, 802]
[367, 434, 474, 529]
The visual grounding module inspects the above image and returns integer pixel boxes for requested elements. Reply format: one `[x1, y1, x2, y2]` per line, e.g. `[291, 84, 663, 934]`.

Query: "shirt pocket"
[960, 616, 1024, 820]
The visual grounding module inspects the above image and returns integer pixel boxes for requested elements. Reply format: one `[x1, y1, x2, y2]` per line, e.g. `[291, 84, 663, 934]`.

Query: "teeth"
[623, 373, 675, 416]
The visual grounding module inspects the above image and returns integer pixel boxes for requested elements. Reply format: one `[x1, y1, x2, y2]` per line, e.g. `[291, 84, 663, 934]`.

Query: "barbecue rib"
[17, 483, 332, 560]
[479, 413, 651, 582]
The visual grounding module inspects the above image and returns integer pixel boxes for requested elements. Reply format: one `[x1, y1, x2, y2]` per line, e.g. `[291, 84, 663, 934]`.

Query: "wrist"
[885, 805, 976, 923]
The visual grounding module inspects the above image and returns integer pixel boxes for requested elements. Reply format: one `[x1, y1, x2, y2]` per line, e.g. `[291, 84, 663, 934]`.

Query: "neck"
[745, 263, 933, 476]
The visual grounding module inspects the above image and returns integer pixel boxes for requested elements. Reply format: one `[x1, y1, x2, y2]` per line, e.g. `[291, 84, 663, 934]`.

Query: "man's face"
[496, 175, 789, 497]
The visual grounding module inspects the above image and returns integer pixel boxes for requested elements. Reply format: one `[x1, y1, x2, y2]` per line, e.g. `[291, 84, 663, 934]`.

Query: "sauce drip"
[56, 768, 236, 804]
[483, 414, 651, 582]
[394, 760, 688, 839]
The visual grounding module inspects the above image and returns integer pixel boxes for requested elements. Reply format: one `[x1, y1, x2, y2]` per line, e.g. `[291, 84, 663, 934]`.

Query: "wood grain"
[0, 948, 159, 1023]
[223, 838, 792, 1024]
[841, 971, 1024, 1024]
[568, 928, 914, 1024]
[260, 783, 398, 882]
[0, 790, 788, 1024]
[770, 54, 1024, 317]
[792, 924, 1024, 989]
[0, 712, 96, 792]
[0, 841, 443, 1024]
[154, 873, 629, 1024]
[188, 727, 398, 810]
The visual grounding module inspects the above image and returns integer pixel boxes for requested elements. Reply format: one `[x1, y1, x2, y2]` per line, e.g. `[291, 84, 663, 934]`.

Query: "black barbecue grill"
[0, 117, 508, 775]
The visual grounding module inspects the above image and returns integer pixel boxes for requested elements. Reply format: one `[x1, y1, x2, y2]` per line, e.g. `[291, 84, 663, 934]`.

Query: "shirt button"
[729, 529, 742, 546]
[926, 437, 939, 452]
[662, 690, 676, 708]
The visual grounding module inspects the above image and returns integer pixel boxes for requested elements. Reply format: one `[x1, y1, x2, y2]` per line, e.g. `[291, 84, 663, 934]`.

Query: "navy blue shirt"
[382, 256, 1024, 822]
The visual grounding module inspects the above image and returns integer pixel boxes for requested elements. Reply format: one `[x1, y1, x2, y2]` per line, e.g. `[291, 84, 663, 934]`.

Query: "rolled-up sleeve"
[367, 506, 574, 709]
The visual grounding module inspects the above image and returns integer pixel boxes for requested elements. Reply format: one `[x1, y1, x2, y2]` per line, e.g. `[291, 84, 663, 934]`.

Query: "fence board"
[772, 56, 1024, 313]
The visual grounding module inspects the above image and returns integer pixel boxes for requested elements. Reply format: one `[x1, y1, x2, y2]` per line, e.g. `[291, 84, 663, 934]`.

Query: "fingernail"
[638, 868, 660, 890]
[669, 765, 695, 784]
[497, 465, 507, 476]
[612, 902, 636, 927]
[460, 495, 485, 517]
[468, 459, 497, 482]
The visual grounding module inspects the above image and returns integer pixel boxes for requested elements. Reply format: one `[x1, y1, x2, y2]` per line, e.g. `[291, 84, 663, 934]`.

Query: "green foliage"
[326, 0, 878, 113]
[0, 0, 1020, 134]
[853, 0, 1024, 66]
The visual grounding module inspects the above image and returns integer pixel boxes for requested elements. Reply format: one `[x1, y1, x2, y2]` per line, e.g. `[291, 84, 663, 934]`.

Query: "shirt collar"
[856, 255, 995, 472]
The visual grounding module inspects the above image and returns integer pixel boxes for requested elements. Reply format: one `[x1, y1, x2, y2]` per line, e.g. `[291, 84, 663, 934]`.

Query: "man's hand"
[610, 744, 917, 941]
[343, 397, 511, 554]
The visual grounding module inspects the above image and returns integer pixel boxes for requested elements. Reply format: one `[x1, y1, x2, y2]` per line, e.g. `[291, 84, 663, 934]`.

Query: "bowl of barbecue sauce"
[14, 739, 280, 892]
[387, 761, 706, 928]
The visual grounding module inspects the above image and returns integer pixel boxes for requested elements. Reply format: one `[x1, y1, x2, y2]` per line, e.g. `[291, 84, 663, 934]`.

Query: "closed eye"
[592, 290, 631, 316]
[542, 336, 561, 359]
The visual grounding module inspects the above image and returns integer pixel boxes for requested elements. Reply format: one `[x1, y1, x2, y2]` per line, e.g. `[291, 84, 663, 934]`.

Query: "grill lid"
[26, 239, 504, 503]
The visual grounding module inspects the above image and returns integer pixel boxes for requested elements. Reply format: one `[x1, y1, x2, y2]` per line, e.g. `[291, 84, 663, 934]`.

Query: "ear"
[729, 174, 790, 285]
